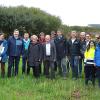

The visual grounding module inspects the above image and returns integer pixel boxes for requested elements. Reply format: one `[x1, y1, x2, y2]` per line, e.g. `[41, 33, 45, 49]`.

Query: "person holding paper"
[0, 33, 8, 78]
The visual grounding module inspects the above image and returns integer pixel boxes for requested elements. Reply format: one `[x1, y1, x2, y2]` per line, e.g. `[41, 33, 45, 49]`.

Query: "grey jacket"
[43, 41, 56, 62]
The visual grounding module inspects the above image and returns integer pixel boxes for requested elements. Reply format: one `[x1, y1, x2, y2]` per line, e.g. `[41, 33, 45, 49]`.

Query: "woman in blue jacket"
[94, 36, 100, 87]
[0, 33, 8, 78]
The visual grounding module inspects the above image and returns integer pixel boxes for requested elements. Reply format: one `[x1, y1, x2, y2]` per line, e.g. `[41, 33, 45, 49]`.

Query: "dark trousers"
[44, 60, 55, 79]
[79, 57, 83, 76]
[27, 66, 40, 78]
[70, 56, 79, 78]
[84, 65, 95, 85]
[43, 61, 46, 75]
[54, 61, 57, 72]
[67, 61, 70, 73]
[8, 56, 20, 77]
[39, 64, 41, 74]
[96, 67, 100, 87]
[22, 57, 28, 74]
[0, 62, 5, 78]
[66, 57, 70, 74]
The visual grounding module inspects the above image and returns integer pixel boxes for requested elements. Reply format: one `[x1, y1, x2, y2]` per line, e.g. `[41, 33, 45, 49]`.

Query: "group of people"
[0, 29, 100, 87]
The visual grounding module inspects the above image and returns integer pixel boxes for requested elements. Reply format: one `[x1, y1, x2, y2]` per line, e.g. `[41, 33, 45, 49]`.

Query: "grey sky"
[0, 0, 100, 26]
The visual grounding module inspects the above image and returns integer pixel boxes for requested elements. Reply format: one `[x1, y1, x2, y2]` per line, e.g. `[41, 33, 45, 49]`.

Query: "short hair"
[14, 29, 19, 33]
[71, 30, 76, 33]
[24, 33, 29, 35]
[45, 35, 51, 39]
[39, 32, 45, 36]
[95, 34, 99, 37]
[86, 33, 91, 36]
[32, 35, 38, 40]
[80, 32, 86, 35]
[51, 31, 56, 35]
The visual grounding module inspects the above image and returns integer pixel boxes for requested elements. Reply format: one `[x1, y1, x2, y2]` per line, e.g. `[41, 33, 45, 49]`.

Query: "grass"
[0, 61, 100, 100]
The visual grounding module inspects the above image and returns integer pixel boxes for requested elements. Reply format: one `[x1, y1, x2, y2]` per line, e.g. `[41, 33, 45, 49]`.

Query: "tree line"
[0, 6, 100, 36]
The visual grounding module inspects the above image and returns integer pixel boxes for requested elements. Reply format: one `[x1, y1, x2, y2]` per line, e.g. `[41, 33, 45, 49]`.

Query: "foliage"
[0, 6, 61, 36]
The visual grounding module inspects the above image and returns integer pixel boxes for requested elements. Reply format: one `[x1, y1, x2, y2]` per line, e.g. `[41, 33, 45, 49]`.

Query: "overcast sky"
[0, 0, 100, 26]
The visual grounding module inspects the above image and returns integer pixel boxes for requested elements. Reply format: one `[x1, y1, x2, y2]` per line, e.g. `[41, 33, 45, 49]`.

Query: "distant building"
[88, 24, 100, 28]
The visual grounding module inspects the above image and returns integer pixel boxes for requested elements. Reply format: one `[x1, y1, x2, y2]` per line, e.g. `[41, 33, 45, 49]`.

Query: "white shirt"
[86, 41, 89, 47]
[46, 43, 51, 56]
[71, 38, 76, 44]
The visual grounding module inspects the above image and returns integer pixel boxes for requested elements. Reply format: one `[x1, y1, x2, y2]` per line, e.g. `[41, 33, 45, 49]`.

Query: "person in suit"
[8, 29, 23, 77]
[43, 35, 56, 79]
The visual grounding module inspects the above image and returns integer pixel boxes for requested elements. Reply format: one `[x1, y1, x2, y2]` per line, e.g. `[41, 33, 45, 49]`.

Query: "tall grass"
[0, 61, 99, 100]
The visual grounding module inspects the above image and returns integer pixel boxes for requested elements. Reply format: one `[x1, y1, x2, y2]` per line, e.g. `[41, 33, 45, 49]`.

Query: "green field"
[0, 61, 100, 100]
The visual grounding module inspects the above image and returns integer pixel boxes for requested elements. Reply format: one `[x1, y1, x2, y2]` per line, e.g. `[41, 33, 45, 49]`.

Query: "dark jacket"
[68, 39, 81, 56]
[54, 36, 68, 60]
[8, 36, 23, 57]
[28, 42, 42, 67]
[43, 41, 56, 62]
[80, 39, 86, 58]
[0, 40, 8, 62]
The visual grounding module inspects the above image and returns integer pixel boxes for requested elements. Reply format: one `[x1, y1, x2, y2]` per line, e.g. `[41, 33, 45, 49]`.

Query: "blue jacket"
[94, 44, 100, 67]
[8, 36, 23, 57]
[0, 40, 8, 62]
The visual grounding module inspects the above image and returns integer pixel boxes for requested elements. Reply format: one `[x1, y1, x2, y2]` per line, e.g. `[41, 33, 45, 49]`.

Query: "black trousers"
[44, 60, 55, 79]
[27, 66, 40, 78]
[0, 62, 5, 78]
[84, 65, 95, 85]
[8, 56, 20, 77]
[22, 56, 28, 74]
[54, 61, 57, 72]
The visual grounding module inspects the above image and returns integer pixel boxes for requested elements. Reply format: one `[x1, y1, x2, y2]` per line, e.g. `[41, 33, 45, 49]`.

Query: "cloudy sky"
[0, 0, 100, 26]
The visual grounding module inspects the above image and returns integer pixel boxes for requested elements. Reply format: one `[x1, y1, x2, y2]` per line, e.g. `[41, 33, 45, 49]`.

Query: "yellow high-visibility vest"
[84, 47, 95, 60]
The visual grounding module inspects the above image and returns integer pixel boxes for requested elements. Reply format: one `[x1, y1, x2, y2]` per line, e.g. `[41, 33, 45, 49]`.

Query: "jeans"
[70, 56, 79, 78]
[57, 57, 67, 77]
[79, 57, 83, 76]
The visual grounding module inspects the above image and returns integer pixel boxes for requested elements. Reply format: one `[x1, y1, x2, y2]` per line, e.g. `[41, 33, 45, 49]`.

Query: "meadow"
[0, 61, 100, 100]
